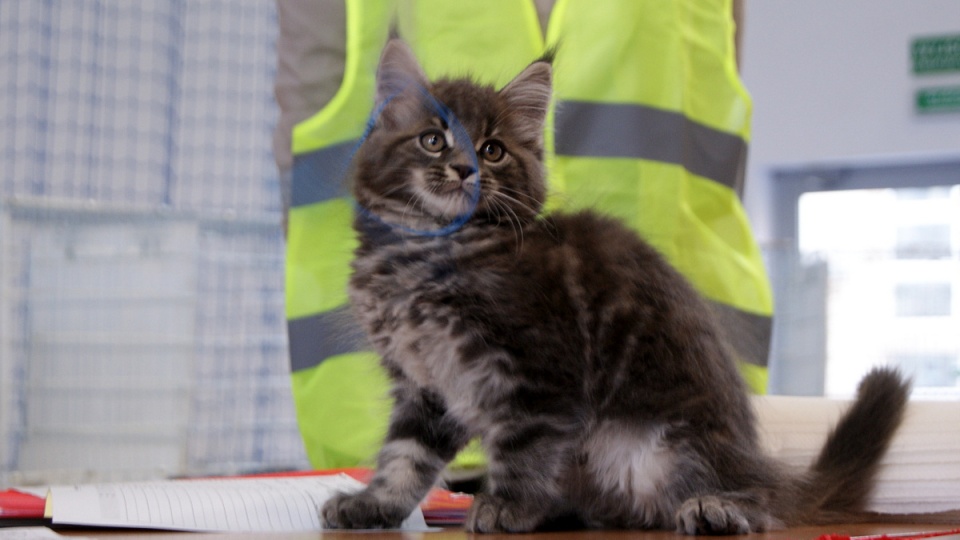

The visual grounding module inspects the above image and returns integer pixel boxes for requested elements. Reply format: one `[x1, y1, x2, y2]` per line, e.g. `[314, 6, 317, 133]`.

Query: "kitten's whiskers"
[490, 196, 524, 251]
[490, 189, 539, 223]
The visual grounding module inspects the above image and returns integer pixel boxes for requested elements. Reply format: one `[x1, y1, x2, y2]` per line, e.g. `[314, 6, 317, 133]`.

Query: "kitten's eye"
[480, 140, 505, 162]
[419, 130, 447, 153]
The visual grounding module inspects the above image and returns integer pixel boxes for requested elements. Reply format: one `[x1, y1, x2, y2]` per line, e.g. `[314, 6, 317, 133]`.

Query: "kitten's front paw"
[321, 491, 408, 529]
[675, 496, 751, 535]
[466, 493, 543, 533]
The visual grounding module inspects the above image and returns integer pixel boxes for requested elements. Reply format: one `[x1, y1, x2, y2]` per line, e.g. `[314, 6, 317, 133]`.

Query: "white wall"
[740, 1, 960, 242]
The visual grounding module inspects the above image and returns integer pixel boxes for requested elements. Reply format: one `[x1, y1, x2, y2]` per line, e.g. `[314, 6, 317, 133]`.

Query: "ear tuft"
[499, 61, 553, 141]
[376, 39, 428, 106]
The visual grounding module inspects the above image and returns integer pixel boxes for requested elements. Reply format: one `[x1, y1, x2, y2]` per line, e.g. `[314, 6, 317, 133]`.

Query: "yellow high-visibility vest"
[286, 0, 773, 470]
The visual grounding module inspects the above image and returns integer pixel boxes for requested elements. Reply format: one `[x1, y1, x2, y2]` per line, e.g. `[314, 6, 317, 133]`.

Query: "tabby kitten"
[320, 40, 910, 534]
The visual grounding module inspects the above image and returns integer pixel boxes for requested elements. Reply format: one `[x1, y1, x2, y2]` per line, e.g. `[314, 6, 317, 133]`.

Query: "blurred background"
[740, 1, 960, 398]
[1, 1, 959, 486]
[0, 2, 306, 485]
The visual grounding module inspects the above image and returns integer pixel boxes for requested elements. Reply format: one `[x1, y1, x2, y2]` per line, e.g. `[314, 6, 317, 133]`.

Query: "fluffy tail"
[799, 366, 911, 523]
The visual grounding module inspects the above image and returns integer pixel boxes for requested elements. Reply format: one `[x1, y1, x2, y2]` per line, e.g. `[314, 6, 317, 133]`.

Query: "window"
[769, 163, 960, 398]
[890, 354, 959, 388]
[895, 283, 952, 317]
[896, 225, 952, 259]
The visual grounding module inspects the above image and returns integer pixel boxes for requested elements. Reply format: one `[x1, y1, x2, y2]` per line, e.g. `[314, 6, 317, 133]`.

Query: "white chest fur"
[581, 421, 676, 514]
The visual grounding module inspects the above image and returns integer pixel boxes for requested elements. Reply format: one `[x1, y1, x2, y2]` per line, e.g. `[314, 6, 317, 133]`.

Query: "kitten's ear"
[500, 60, 553, 142]
[376, 39, 428, 106]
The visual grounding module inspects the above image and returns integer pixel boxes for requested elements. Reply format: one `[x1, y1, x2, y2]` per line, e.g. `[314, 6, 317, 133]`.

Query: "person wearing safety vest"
[274, 0, 773, 473]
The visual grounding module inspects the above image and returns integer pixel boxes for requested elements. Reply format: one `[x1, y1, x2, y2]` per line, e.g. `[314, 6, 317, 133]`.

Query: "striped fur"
[320, 40, 910, 534]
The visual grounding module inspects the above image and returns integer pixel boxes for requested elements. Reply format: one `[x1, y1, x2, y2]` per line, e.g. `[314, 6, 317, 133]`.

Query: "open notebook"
[1, 468, 471, 532]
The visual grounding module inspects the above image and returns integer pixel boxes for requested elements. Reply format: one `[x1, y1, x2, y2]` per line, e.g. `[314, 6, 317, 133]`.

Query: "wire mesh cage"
[0, 1, 308, 485]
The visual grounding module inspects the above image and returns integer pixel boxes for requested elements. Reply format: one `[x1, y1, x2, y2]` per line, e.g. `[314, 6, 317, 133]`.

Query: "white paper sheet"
[48, 474, 429, 532]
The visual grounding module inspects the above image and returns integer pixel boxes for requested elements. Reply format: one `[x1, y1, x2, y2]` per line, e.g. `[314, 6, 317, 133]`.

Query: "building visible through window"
[796, 185, 960, 397]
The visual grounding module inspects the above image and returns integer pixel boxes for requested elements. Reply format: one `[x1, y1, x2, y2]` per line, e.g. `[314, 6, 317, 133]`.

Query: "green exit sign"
[916, 86, 960, 113]
[912, 34, 960, 74]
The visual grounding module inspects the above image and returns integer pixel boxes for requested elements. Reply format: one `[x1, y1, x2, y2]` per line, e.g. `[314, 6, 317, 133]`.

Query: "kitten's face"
[353, 41, 552, 230]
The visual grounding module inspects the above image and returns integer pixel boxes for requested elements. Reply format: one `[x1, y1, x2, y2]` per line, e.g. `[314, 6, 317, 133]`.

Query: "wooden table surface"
[52, 522, 960, 539]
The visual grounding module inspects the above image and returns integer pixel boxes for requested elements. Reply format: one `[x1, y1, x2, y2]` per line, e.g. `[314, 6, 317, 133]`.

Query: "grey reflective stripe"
[707, 299, 772, 368]
[287, 299, 767, 372]
[287, 305, 369, 372]
[554, 100, 747, 194]
[291, 139, 357, 208]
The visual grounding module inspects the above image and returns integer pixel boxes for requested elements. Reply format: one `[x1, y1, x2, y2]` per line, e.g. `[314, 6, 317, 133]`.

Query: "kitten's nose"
[450, 163, 476, 180]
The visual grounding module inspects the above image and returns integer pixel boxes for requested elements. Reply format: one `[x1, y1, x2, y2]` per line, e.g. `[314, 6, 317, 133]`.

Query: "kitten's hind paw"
[466, 493, 544, 533]
[675, 496, 752, 535]
[321, 490, 408, 530]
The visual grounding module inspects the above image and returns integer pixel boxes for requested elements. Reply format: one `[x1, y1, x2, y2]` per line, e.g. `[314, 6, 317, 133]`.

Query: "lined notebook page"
[49, 474, 428, 532]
